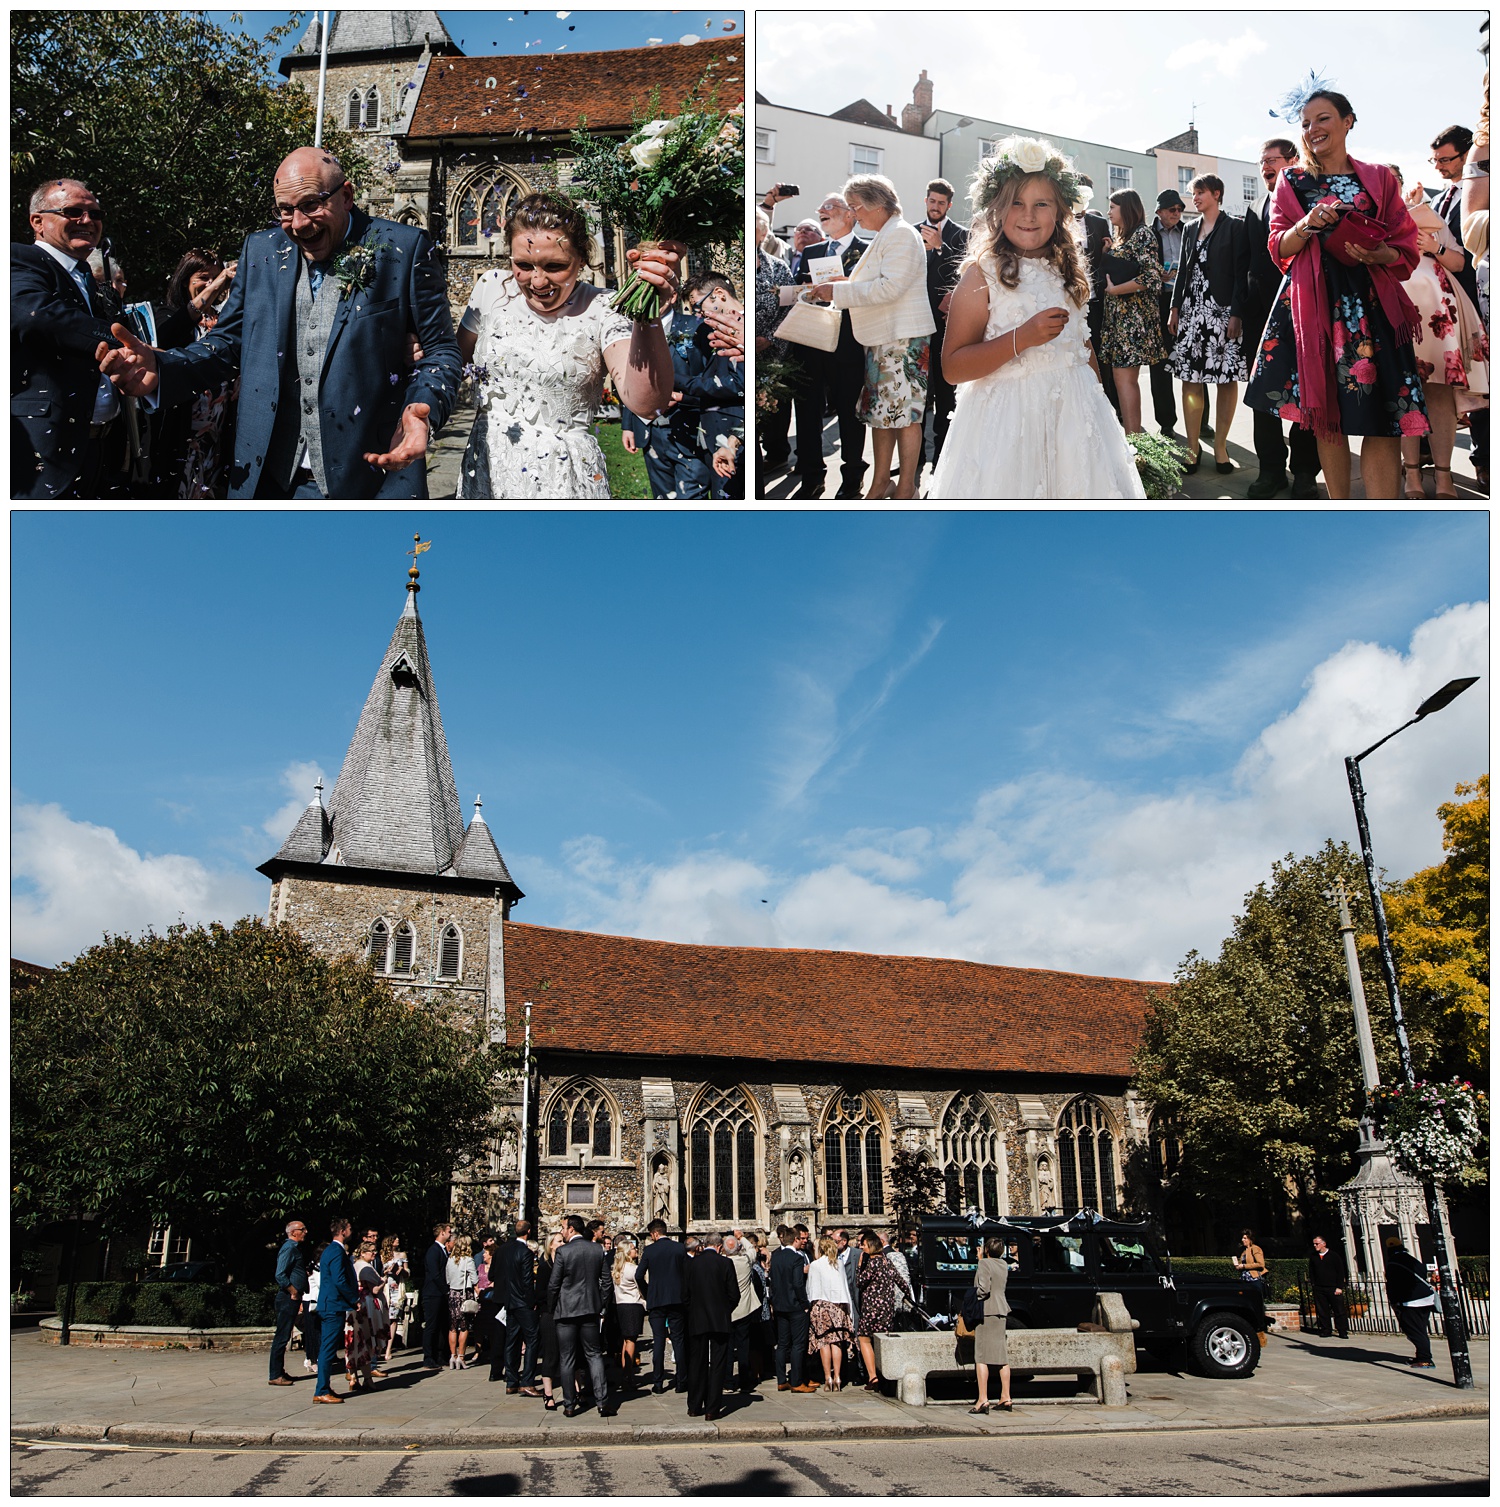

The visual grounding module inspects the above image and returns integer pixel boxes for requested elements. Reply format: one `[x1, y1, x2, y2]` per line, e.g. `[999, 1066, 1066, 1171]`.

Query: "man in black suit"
[549, 1215, 614, 1416]
[1244, 139, 1321, 498]
[1427, 124, 1487, 486]
[770, 1224, 818, 1392]
[420, 1223, 452, 1371]
[634, 1218, 689, 1394]
[12, 176, 124, 498]
[917, 179, 969, 473]
[1308, 1235, 1350, 1339]
[493, 1219, 541, 1393]
[792, 193, 872, 498]
[786, 219, 823, 281]
[1073, 179, 1119, 416]
[683, 1233, 741, 1419]
[1150, 190, 1186, 437]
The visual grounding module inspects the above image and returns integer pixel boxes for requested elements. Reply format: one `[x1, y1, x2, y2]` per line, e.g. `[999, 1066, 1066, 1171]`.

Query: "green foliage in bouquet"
[756, 349, 799, 412]
[570, 89, 745, 322]
[1125, 431, 1188, 499]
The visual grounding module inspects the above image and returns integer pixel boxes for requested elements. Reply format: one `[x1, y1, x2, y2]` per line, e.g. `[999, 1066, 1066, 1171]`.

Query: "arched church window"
[821, 1093, 885, 1217]
[686, 1086, 759, 1223]
[545, 1081, 614, 1159]
[452, 168, 527, 249]
[1056, 1096, 1120, 1214]
[438, 924, 462, 980]
[366, 918, 390, 972]
[363, 86, 380, 130]
[1149, 1111, 1182, 1182]
[940, 1092, 1003, 1219]
[390, 921, 415, 973]
[346, 90, 361, 130]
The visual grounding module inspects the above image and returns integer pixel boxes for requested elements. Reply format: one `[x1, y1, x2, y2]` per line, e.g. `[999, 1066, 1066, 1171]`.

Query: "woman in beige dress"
[971, 1235, 1014, 1413]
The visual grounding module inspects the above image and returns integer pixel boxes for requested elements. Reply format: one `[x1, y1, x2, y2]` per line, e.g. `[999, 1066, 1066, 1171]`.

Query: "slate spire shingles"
[273, 779, 332, 863]
[453, 797, 519, 885]
[323, 587, 468, 875]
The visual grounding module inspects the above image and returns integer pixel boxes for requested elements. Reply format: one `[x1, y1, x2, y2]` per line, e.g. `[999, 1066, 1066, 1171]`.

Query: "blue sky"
[214, 9, 743, 72]
[11, 511, 1488, 977]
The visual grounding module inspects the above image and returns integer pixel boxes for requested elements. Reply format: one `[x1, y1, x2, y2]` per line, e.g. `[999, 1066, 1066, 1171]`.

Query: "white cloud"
[1163, 29, 1268, 78]
[262, 759, 327, 845]
[12, 803, 266, 966]
[552, 603, 1489, 982]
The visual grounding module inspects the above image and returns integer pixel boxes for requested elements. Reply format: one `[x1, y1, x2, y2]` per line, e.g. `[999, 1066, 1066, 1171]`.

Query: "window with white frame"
[363, 86, 380, 130]
[1242, 174, 1258, 203]
[1178, 165, 1195, 192]
[755, 127, 775, 164]
[367, 918, 390, 971]
[978, 138, 999, 160]
[1108, 163, 1132, 195]
[390, 920, 415, 974]
[850, 143, 883, 175]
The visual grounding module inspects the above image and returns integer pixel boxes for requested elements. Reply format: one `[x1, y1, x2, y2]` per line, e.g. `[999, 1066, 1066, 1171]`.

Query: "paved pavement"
[10, 1329, 1485, 1451]
[758, 390, 1489, 502]
[425, 398, 476, 500]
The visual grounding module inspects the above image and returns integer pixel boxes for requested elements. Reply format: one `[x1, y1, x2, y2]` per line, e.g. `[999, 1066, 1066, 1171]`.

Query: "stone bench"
[873, 1294, 1139, 1408]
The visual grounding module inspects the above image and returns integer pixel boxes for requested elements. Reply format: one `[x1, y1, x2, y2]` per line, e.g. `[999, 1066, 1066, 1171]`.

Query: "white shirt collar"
[926, 215, 948, 231]
[37, 238, 92, 282]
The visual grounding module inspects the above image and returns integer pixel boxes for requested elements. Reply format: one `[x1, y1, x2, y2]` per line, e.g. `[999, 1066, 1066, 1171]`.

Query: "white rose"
[638, 119, 674, 139]
[1073, 183, 1094, 211]
[629, 135, 667, 170]
[1012, 139, 1049, 173]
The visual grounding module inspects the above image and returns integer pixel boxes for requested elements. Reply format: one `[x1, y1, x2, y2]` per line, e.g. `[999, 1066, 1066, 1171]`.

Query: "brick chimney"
[901, 69, 933, 134]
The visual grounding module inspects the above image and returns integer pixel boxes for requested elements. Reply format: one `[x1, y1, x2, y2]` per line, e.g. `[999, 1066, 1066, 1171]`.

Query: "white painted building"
[755, 94, 939, 237]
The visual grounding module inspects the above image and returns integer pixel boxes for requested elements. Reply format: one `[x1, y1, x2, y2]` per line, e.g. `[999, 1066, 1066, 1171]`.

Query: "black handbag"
[1103, 253, 1141, 285]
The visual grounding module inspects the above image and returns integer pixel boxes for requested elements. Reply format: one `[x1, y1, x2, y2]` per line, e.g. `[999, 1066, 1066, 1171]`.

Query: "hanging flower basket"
[1367, 1079, 1487, 1182]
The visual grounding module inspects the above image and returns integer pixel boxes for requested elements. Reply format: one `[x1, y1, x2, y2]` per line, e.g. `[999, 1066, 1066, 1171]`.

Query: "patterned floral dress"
[859, 336, 931, 429]
[856, 1249, 912, 1338]
[1168, 220, 1249, 384]
[1245, 168, 1430, 437]
[1101, 226, 1166, 367]
[1404, 221, 1489, 413]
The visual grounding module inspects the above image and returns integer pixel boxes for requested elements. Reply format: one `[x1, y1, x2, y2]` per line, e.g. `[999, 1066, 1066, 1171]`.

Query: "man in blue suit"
[314, 1215, 359, 1403]
[98, 146, 461, 498]
[634, 1218, 689, 1394]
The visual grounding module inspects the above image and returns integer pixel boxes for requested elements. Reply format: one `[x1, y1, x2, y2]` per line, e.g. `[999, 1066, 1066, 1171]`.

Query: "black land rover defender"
[916, 1211, 1268, 1378]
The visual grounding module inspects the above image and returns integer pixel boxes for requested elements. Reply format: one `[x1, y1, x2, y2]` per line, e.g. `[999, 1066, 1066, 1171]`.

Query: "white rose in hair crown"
[1009, 137, 1050, 174]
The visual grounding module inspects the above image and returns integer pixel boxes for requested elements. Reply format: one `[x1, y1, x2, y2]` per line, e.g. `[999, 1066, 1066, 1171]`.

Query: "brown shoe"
[777, 1382, 791, 1392]
[792, 1381, 821, 1393]
[506, 1386, 520, 1395]
[268, 1376, 294, 1386]
[314, 1392, 344, 1404]
[370, 1369, 388, 1380]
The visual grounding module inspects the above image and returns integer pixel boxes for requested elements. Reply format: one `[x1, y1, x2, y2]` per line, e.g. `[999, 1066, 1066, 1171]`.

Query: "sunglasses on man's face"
[42, 205, 104, 223]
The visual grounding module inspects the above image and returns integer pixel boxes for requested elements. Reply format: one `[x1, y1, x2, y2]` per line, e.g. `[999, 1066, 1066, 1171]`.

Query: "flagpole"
[314, 10, 333, 147]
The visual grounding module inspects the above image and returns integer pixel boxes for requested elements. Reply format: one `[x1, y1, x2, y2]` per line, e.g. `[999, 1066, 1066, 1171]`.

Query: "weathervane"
[406, 532, 432, 593]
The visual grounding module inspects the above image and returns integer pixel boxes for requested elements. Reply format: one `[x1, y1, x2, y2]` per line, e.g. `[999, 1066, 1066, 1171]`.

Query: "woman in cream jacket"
[808, 174, 936, 498]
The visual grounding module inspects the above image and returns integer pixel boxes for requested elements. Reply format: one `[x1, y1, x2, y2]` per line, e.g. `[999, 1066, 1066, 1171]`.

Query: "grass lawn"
[597, 418, 652, 500]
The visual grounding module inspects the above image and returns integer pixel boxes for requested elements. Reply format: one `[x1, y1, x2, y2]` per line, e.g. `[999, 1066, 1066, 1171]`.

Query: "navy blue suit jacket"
[316, 1240, 359, 1314]
[634, 1234, 687, 1309]
[11, 242, 119, 497]
[155, 208, 461, 498]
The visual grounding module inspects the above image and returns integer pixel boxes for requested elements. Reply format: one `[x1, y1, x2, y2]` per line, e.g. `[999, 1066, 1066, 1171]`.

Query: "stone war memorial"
[259, 549, 1165, 1240]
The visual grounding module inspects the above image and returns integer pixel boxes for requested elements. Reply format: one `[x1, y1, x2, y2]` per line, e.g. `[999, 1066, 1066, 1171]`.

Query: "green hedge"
[56, 1282, 276, 1329]
[1172, 1254, 1489, 1304]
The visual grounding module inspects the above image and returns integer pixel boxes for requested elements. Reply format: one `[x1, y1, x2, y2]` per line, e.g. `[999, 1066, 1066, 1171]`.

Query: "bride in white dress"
[456, 192, 681, 498]
[930, 137, 1145, 500]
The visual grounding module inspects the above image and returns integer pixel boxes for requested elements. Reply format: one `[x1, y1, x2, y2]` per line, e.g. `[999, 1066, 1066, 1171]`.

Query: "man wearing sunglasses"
[12, 178, 125, 497]
[99, 146, 461, 498]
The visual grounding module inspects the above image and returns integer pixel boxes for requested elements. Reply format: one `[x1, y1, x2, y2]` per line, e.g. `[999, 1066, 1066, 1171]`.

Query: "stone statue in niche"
[651, 1155, 672, 1221]
[1037, 1158, 1055, 1210]
[496, 1128, 519, 1177]
[788, 1150, 807, 1203]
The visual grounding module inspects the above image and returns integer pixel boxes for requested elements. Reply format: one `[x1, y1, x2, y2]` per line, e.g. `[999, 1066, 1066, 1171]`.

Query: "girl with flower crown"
[929, 137, 1146, 498]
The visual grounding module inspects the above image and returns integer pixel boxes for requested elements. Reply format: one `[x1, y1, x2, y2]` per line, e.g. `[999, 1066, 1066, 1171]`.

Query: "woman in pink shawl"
[1245, 86, 1429, 498]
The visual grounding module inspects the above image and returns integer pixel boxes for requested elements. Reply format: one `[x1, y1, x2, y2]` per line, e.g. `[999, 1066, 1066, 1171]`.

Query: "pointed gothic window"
[1056, 1097, 1120, 1215]
[452, 169, 527, 249]
[346, 90, 361, 129]
[686, 1087, 759, 1225]
[544, 1082, 614, 1160]
[820, 1093, 884, 1218]
[940, 1092, 1004, 1219]
[438, 924, 462, 980]
[363, 86, 380, 130]
[367, 919, 390, 972]
[391, 921, 414, 973]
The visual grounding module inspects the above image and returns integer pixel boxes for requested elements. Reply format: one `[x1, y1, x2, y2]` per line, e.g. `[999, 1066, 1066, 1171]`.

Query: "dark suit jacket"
[498, 1237, 537, 1311]
[921, 218, 969, 314]
[1170, 213, 1250, 320]
[635, 1234, 688, 1310]
[316, 1239, 359, 1314]
[793, 234, 871, 382]
[548, 1233, 612, 1319]
[680, 322, 744, 412]
[769, 1245, 809, 1313]
[11, 242, 122, 498]
[684, 1248, 740, 1335]
[1432, 182, 1481, 311]
[421, 1239, 450, 1299]
[1308, 1248, 1348, 1289]
[1077, 211, 1112, 307]
[154, 207, 461, 498]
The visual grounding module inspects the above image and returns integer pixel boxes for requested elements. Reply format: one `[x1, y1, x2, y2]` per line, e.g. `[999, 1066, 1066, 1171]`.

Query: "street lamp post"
[1344, 675, 1478, 1390]
[936, 117, 975, 184]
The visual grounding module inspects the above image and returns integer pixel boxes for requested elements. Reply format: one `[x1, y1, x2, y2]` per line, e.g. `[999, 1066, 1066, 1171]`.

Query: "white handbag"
[776, 292, 842, 352]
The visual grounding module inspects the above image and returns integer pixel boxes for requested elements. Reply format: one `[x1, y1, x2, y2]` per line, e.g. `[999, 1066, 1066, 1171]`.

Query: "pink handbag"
[1323, 209, 1389, 266]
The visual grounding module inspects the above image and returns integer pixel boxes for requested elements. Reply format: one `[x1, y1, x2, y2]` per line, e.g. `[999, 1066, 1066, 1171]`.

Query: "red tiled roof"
[503, 923, 1164, 1078]
[409, 37, 744, 139]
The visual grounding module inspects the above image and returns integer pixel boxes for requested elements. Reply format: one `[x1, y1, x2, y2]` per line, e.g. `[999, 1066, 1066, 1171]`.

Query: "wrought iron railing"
[1298, 1268, 1489, 1338]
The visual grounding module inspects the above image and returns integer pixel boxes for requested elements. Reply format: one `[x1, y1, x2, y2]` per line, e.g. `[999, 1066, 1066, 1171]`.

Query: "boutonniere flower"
[331, 237, 387, 301]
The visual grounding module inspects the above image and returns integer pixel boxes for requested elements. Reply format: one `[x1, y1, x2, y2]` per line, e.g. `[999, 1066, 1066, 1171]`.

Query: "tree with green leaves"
[11, 919, 506, 1279]
[1131, 841, 1395, 1226]
[1383, 775, 1489, 1083]
[890, 1146, 946, 1238]
[11, 10, 364, 298]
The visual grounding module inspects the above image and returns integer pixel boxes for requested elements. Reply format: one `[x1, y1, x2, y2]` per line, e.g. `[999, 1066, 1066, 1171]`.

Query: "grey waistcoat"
[267, 258, 342, 494]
